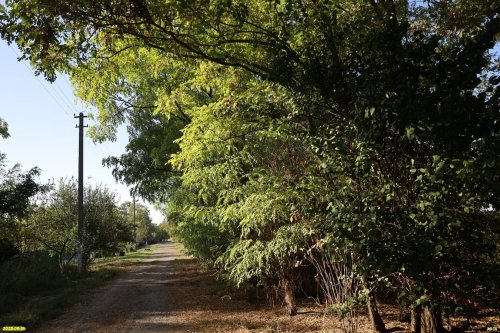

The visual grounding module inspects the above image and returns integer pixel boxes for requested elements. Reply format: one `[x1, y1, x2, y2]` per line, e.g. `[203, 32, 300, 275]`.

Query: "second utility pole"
[75, 112, 87, 274]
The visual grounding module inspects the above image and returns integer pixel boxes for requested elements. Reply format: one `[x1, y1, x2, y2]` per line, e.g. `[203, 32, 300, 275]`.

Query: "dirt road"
[35, 242, 193, 333]
[32, 241, 500, 333]
[35, 242, 328, 333]
[31, 242, 357, 332]
[36, 242, 323, 333]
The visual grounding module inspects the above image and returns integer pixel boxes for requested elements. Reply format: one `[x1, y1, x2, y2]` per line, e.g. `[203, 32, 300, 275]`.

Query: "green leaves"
[0, 117, 9, 139]
[2, 0, 498, 315]
[0, 154, 43, 262]
[405, 126, 415, 141]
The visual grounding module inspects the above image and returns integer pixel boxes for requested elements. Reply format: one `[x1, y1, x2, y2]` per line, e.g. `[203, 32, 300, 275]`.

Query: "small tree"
[81, 184, 132, 263]
[1, 122, 43, 261]
[29, 179, 77, 273]
[31, 178, 133, 272]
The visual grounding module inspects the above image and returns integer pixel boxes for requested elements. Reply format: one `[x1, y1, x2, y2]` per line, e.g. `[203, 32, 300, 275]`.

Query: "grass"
[0, 245, 157, 329]
[93, 244, 157, 268]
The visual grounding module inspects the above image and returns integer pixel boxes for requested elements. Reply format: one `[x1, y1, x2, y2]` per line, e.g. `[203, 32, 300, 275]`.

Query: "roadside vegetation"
[0, 245, 157, 328]
[128, 249, 499, 333]
[0, 1, 499, 333]
[0, 127, 168, 328]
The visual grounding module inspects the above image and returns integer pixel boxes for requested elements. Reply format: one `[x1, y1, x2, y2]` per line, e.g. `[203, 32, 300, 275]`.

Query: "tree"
[31, 179, 133, 272]
[0, 117, 9, 139]
[157, 220, 171, 241]
[149, 222, 169, 244]
[0, 119, 42, 261]
[69, 46, 191, 201]
[29, 178, 77, 272]
[82, 184, 133, 261]
[121, 201, 154, 246]
[163, 63, 318, 315]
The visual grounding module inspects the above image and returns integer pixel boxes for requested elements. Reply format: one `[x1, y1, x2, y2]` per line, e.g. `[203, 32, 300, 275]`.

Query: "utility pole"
[75, 112, 87, 274]
[132, 189, 137, 249]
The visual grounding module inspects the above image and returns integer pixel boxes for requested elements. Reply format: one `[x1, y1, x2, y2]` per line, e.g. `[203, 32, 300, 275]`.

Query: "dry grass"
[167, 257, 499, 333]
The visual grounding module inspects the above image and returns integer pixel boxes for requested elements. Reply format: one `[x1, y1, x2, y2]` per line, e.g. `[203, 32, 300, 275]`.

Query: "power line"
[58, 73, 118, 159]
[7, 45, 74, 121]
[51, 78, 78, 113]
[7, 45, 109, 162]
[7, 45, 122, 169]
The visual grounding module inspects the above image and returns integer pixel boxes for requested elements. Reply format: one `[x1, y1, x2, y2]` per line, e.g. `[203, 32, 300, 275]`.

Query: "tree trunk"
[283, 278, 298, 316]
[367, 292, 386, 333]
[421, 306, 446, 333]
[411, 304, 421, 333]
[58, 255, 64, 275]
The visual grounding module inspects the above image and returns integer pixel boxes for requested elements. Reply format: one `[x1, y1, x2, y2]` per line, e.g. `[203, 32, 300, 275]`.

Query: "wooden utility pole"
[132, 189, 137, 248]
[75, 112, 87, 274]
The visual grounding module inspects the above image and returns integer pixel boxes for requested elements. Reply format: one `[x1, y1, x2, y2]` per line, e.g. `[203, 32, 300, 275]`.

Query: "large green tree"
[165, 63, 316, 315]
[69, 46, 190, 201]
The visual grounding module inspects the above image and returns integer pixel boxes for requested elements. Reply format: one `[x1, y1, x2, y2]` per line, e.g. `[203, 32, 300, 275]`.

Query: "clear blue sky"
[0, 40, 164, 223]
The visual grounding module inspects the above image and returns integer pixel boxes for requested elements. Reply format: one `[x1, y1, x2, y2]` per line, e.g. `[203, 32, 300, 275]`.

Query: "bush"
[0, 252, 72, 314]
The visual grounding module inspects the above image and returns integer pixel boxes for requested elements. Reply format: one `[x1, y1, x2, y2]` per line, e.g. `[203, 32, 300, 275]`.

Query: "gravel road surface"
[35, 242, 188, 333]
